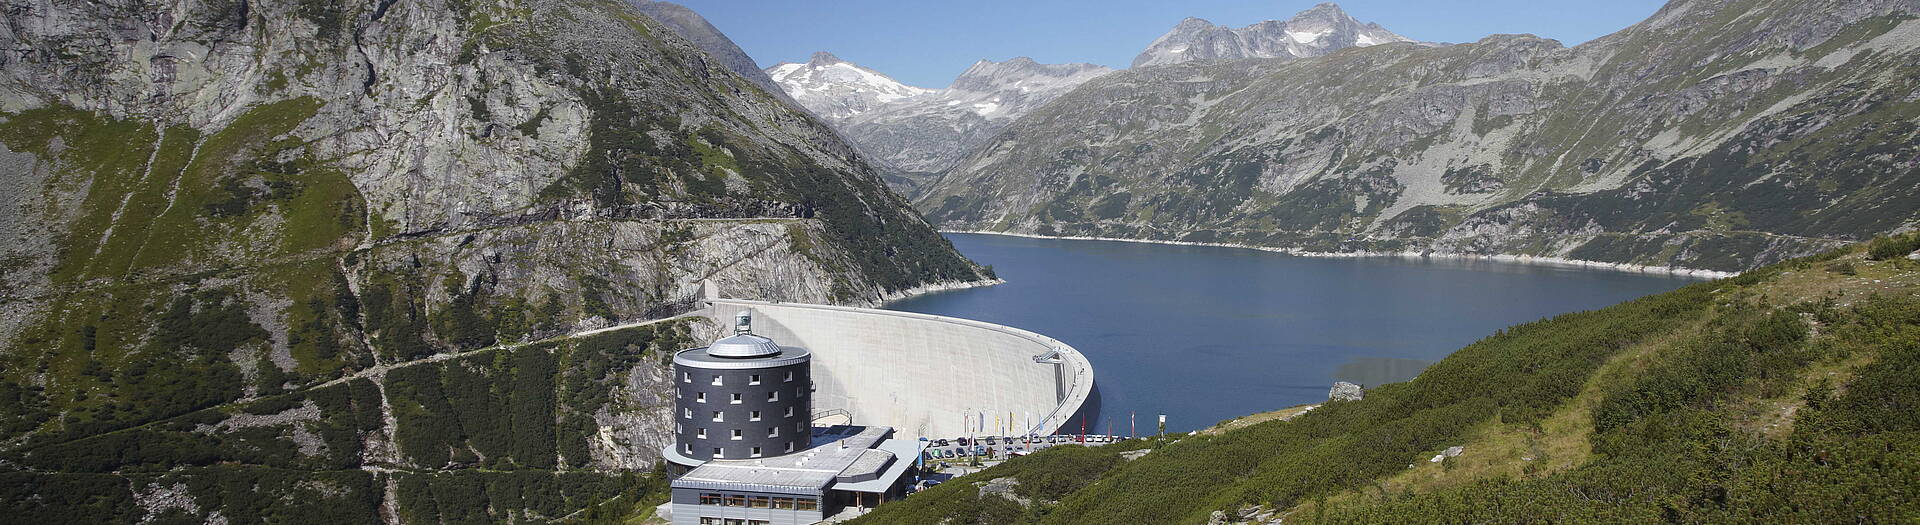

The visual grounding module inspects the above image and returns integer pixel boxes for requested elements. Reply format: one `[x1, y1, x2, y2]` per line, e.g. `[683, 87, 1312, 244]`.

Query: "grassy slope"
[852, 235, 1920, 524]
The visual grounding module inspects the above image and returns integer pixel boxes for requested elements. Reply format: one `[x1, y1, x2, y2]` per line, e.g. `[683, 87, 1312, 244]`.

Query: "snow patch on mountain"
[768, 54, 1113, 178]
[765, 52, 936, 120]
[1133, 3, 1429, 68]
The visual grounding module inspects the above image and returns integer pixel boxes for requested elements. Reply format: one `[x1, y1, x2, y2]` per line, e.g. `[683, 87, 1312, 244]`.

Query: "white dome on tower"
[705, 333, 783, 358]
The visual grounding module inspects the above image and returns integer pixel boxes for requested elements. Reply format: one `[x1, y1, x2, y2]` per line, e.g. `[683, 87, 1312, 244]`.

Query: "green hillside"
[852, 234, 1920, 524]
[0, 0, 985, 521]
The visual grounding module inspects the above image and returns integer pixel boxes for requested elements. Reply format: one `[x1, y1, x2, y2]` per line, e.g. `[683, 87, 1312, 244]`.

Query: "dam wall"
[706, 298, 1092, 439]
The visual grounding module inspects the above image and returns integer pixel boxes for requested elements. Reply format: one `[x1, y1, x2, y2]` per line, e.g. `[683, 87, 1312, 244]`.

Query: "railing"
[811, 408, 854, 424]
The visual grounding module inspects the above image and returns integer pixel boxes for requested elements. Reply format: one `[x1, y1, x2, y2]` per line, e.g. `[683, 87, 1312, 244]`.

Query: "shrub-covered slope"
[853, 234, 1920, 524]
[0, 0, 985, 521]
[919, 0, 1920, 272]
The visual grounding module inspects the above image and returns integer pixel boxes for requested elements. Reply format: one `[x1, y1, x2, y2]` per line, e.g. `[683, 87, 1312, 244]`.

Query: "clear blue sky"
[669, 1, 1669, 88]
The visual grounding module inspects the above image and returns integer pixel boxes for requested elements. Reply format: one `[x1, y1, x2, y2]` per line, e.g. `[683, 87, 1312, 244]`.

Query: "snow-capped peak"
[765, 54, 1116, 173]
[1132, 2, 1427, 68]
[765, 52, 935, 120]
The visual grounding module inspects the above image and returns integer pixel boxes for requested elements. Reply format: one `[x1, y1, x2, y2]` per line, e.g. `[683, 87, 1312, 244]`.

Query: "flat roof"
[672, 425, 913, 496]
[832, 435, 926, 494]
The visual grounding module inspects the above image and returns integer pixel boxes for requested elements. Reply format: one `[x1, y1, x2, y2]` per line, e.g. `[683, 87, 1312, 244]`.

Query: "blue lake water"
[883, 233, 1704, 434]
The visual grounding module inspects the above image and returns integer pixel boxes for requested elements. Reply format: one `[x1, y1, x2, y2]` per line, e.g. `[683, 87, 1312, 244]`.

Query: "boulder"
[1329, 382, 1365, 402]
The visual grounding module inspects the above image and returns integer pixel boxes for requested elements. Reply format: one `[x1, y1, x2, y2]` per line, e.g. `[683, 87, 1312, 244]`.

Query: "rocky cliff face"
[1131, 3, 1424, 68]
[628, 0, 799, 108]
[0, 0, 986, 521]
[919, 0, 1920, 272]
[769, 55, 1113, 193]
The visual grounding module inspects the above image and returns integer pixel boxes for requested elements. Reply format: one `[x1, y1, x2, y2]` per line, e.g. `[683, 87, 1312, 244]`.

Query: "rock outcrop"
[1330, 382, 1366, 402]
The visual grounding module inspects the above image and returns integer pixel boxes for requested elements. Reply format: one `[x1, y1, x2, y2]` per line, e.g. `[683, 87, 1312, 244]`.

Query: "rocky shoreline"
[871, 277, 1008, 306]
[941, 230, 1738, 279]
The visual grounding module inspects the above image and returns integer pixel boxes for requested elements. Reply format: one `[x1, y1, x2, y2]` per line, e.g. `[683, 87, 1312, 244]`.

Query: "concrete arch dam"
[705, 298, 1093, 439]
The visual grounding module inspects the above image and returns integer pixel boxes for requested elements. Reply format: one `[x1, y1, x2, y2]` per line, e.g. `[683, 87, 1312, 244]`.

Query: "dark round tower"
[670, 312, 813, 462]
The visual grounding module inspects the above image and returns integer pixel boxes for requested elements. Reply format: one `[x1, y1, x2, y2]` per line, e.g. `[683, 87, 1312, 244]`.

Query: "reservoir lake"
[883, 233, 1705, 434]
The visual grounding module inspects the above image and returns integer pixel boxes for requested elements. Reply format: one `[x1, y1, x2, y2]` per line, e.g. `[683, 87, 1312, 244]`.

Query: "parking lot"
[917, 434, 1124, 464]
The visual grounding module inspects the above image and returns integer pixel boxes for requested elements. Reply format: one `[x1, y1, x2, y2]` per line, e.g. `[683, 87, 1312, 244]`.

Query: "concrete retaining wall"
[706, 299, 1092, 439]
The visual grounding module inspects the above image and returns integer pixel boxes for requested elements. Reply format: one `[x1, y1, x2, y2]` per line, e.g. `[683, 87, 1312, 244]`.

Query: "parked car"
[985, 437, 997, 445]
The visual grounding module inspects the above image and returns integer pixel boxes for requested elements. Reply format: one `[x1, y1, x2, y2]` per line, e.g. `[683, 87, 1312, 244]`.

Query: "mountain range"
[768, 53, 1114, 191]
[915, 0, 1920, 272]
[1132, 2, 1428, 67]
[765, 3, 1434, 195]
